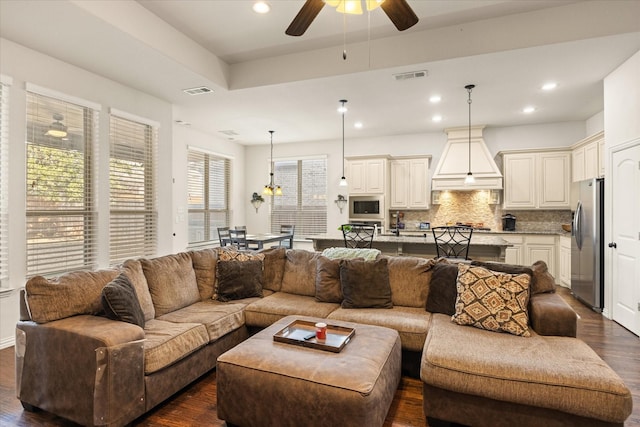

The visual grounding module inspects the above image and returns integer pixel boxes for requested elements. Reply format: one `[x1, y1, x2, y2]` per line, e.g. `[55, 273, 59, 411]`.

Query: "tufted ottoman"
[421, 314, 633, 427]
[217, 315, 402, 427]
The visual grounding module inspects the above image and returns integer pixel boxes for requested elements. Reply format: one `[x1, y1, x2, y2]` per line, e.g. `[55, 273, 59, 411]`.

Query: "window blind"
[271, 158, 327, 236]
[0, 81, 9, 287]
[187, 149, 231, 246]
[26, 91, 98, 277]
[109, 114, 157, 264]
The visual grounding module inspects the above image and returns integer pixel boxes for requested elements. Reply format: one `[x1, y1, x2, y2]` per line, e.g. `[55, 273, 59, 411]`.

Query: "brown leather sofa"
[15, 247, 631, 426]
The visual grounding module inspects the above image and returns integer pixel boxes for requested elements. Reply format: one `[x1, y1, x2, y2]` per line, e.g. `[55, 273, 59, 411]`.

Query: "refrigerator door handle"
[573, 201, 583, 250]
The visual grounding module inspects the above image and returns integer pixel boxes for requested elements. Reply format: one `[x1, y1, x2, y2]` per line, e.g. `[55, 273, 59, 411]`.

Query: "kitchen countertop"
[394, 229, 570, 236]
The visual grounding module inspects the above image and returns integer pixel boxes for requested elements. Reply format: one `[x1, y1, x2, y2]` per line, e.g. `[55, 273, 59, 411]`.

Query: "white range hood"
[431, 126, 503, 191]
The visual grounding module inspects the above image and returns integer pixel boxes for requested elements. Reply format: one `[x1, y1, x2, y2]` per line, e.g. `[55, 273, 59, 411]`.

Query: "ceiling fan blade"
[380, 0, 419, 31]
[286, 0, 325, 36]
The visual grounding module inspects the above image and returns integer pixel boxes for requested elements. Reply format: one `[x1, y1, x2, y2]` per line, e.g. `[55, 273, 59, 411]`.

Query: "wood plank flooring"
[1, 287, 638, 427]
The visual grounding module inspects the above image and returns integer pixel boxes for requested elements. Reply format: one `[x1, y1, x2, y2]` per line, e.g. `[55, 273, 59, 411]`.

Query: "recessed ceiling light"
[432, 115, 443, 122]
[429, 95, 441, 103]
[542, 82, 557, 91]
[253, 1, 270, 14]
[354, 122, 363, 129]
[523, 106, 536, 114]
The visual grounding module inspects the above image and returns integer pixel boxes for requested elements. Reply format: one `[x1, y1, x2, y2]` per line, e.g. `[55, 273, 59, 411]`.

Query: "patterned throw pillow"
[452, 264, 531, 337]
[214, 250, 265, 302]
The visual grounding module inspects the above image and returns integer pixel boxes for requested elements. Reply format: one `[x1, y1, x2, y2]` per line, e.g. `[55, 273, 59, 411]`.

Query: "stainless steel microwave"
[349, 195, 385, 220]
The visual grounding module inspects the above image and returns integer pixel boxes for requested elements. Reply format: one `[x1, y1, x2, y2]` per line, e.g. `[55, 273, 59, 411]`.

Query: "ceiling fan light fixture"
[325, 0, 384, 15]
[252, 1, 270, 14]
[45, 113, 68, 138]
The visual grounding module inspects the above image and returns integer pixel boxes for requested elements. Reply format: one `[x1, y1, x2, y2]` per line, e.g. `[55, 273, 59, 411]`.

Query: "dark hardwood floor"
[1, 287, 638, 427]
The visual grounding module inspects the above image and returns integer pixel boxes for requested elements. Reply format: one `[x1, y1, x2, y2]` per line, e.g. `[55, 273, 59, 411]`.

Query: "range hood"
[431, 126, 503, 190]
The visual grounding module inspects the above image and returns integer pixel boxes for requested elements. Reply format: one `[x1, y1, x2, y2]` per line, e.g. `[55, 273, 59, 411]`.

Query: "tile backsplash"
[390, 191, 572, 233]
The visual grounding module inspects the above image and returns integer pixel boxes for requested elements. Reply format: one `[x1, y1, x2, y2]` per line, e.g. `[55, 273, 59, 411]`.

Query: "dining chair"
[279, 224, 295, 249]
[228, 229, 248, 250]
[431, 226, 473, 262]
[341, 224, 376, 249]
[218, 227, 231, 247]
[234, 225, 247, 230]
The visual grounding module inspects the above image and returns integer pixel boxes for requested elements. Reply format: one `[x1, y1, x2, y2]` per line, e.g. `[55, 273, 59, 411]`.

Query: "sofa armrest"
[528, 292, 577, 337]
[16, 315, 146, 427]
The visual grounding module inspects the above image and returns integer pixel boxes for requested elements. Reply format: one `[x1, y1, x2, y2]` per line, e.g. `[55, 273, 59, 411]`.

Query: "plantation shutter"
[25, 87, 99, 276]
[0, 77, 10, 287]
[109, 110, 158, 264]
[187, 148, 231, 247]
[271, 157, 327, 236]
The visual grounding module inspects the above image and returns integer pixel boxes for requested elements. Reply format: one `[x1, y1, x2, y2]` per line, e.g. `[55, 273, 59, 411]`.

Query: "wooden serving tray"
[273, 320, 355, 353]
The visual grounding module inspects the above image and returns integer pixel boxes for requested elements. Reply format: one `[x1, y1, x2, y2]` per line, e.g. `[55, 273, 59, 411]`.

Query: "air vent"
[218, 130, 239, 139]
[182, 86, 213, 96]
[393, 70, 428, 81]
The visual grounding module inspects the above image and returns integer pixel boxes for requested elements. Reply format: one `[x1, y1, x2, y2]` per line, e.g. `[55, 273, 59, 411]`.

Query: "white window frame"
[0, 76, 11, 289]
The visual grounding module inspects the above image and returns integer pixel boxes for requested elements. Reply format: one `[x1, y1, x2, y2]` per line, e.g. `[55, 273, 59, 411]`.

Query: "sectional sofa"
[15, 247, 632, 427]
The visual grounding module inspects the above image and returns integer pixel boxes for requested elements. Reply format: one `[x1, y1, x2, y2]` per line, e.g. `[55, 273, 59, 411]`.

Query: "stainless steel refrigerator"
[571, 178, 604, 312]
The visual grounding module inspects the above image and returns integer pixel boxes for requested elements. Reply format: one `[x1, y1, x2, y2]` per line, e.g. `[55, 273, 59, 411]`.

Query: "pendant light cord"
[269, 130, 274, 187]
[466, 84, 475, 174]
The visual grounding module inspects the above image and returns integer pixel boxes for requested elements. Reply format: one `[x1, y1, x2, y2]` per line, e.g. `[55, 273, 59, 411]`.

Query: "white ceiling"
[1, 0, 639, 145]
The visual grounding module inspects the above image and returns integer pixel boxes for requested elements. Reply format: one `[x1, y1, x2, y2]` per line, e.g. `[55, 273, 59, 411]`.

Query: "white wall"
[586, 111, 605, 135]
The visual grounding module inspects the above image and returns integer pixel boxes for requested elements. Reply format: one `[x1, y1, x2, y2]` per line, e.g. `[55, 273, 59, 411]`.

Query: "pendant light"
[263, 130, 283, 196]
[464, 84, 476, 185]
[338, 99, 348, 187]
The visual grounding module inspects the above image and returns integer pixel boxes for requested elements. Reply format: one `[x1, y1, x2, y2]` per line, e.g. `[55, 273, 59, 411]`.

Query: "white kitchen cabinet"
[347, 157, 387, 194]
[390, 157, 430, 209]
[525, 235, 557, 279]
[572, 131, 604, 182]
[502, 234, 524, 265]
[559, 235, 571, 287]
[501, 149, 571, 210]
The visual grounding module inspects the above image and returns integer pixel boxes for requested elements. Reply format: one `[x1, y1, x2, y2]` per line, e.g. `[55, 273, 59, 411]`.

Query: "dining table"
[225, 233, 294, 250]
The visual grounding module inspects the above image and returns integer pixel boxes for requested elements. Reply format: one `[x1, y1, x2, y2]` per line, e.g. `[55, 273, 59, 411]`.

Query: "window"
[271, 157, 327, 236]
[26, 89, 98, 276]
[109, 111, 157, 264]
[187, 149, 231, 246]
[0, 77, 10, 288]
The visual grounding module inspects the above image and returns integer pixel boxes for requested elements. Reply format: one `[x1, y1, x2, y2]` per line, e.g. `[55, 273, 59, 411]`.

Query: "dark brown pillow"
[215, 259, 264, 302]
[315, 256, 342, 303]
[531, 260, 556, 294]
[101, 273, 145, 328]
[340, 258, 392, 309]
[471, 261, 533, 277]
[425, 263, 459, 315]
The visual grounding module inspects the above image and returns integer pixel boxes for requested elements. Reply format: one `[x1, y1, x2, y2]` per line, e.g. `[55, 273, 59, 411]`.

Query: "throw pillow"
[340, 258, 392, 309]
[425, 261, 459, 316]
[531, 260, 556, 294]
[470, 260, 533, 278]
[101, 273, 146, 328]
[215, 249, 265, 302]
[315, 256, 342, 303]
[452, 264, 531, 337]
[215, 259, 264, 302]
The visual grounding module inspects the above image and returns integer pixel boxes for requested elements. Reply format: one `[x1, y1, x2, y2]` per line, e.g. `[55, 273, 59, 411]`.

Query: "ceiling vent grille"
[218, 130, 239, 137]
[393, 70, 428, 81]
[183, 86, 213, 96]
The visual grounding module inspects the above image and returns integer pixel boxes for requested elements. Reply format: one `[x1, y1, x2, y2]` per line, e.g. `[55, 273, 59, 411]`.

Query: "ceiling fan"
[286, 0, 419, 37]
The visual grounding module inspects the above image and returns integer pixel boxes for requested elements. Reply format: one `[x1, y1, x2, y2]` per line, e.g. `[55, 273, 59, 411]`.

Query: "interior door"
[611, 143, 640, 336]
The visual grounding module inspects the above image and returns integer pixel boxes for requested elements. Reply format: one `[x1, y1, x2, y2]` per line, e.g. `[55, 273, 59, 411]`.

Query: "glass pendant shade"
[339, 176, 348, 187]
[464, 172, 475, 184]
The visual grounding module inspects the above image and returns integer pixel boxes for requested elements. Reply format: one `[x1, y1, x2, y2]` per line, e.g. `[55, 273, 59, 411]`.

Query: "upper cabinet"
[346, 157, 388, 194]
[390, 157, 431, 209]
[500, 149, 571, 210]
[572, 131, 604, 182]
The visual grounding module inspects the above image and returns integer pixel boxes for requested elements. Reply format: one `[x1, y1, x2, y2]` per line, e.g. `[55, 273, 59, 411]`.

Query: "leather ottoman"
[217, 315, 402, 427]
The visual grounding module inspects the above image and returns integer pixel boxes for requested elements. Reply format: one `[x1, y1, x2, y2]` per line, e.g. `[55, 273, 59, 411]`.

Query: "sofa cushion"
[215, 259, 264, 302]
[280, 249, 320, 297]
[101, 273, 146, 328]
[141, 253, 201, 317]
[143, 319, 209, 374]
[328, 306, 432, 352]
[422, 314, 633, 423]
[260, 247, 286, 292]
[189, 248, 218, 300]
[452, 264, 531, 337]
[425, 262, 458, 316]
[531, 260, 556, 294]
[244, 292, 340, 328]
[156, 301, 245, 342]
[25, 269, 119, 323]
[340, 258, 392, 309]
[315, 256, 342, 303]
[120, 259, 155, 321]
[386, 256, 436, 308]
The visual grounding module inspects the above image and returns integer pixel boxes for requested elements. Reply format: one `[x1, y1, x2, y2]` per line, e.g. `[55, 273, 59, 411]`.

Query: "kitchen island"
[309, 233, 512, 262]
